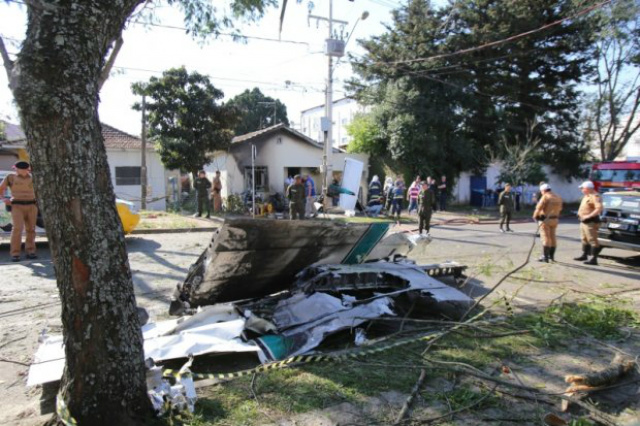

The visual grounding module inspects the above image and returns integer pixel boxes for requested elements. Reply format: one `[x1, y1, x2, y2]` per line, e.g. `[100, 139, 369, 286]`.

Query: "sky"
[0, 0, 446, 136]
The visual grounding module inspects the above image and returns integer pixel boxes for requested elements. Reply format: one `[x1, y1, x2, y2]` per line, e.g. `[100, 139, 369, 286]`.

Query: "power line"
[133, 21, 310, 46]
[364, 0, 612, 67]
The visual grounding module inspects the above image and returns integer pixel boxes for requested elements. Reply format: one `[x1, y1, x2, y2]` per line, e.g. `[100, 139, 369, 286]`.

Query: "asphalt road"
[0, 219, 638, 425]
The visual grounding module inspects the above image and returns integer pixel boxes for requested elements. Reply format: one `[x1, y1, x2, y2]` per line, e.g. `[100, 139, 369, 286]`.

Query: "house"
[453, 162, 583, 206]
[205, 124, 370, 201]
[299, 98, 368, 149]
[0, 121, 169, 211]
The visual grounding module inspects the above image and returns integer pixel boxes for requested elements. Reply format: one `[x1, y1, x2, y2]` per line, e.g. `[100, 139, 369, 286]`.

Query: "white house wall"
[209, 135, 370, 200]
[107, 149, 167, 210]
[453, 162, 582, 205]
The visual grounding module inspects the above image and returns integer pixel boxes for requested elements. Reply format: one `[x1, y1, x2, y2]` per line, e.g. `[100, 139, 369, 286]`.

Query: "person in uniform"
[194, 170, 211, 218]
[286, 174, 305, 220]
[0, 161, 38, 262]
[211, 170, 223, 213]
[498, 183, 515, 232]
[574, 181, 604, 265]
[532, 183, 563, 262]
[418, 181, 434, 236]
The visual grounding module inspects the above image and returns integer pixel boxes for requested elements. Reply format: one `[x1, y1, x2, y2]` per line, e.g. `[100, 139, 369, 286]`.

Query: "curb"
[130, 227, 218, 235]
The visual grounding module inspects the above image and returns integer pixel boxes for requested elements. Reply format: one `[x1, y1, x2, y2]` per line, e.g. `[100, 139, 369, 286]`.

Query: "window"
[245, 166, 268, 192]
[115, 166, 141, 186]
[591, 169, 640, 183]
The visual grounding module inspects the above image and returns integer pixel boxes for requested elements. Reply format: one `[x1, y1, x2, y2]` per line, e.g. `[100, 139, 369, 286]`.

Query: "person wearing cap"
[286, 174, 305, 220]
[532, 183, 563, 262]
[418, 180, 434, 236]
[0, 160, 38, 261]
[574, 181, 604, 265]
[498, 183, 515, 233]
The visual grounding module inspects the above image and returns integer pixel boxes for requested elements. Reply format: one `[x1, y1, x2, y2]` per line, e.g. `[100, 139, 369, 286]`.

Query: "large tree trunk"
[9, 1, 151, 425]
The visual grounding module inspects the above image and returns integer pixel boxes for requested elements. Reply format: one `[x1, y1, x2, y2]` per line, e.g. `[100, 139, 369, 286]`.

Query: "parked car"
[598, 190, 640, 252]
[2, 170, 140, 235]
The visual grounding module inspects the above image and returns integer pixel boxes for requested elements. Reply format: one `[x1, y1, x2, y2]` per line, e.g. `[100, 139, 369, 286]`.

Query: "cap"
[294, 174, 301, 179]
[14, 160, 30, 170]
[579, 181, 594, 189]
[420, 181, 428, 185]
[539, 183, 551, 192]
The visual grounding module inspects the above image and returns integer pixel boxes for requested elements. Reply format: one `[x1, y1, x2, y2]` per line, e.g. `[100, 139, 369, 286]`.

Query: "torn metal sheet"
[173, 219, 391, 311]
[27, 310, 258, 386]
[271, 293, 395, 358]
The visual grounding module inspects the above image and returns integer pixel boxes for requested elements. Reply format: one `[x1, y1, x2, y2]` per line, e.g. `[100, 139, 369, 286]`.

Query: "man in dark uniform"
[418, 181, 434, 236]
[498, 183, 515, 232]
[286, 174, 305, 220]
[194, 170, 211, 218]
[0, 160, 38, 261]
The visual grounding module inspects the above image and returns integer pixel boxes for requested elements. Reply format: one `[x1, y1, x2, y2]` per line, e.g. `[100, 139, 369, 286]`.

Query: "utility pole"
[309, 5, 367, 205]
[140, 94, 148, 210]
[309, 4, 347, 203]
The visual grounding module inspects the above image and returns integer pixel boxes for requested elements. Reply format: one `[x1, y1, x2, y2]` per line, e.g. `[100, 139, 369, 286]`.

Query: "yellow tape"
[56, 394, 78, 426]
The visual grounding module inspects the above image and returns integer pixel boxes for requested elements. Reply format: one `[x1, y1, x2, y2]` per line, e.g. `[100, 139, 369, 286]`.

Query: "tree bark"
[8, 1, 152, 425]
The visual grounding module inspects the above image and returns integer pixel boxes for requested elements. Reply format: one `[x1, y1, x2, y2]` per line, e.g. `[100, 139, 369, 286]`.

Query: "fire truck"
[590, 161, 640, 193]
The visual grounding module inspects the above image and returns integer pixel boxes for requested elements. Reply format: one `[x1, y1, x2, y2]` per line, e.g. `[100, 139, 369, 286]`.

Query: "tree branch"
[98, 36, 124, 90]
[0, 36, 14, 88]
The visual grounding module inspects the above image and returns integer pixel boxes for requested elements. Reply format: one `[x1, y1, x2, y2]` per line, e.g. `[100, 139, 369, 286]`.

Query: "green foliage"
[162, 0, 277, 38]
[226, 87, 289, 135]
[132, 67, 238, 175]
[350, 0, 597, 179]
[0, 121, 5, 141]
[435, 386, 499, 411]
[547, 298, 638, 339]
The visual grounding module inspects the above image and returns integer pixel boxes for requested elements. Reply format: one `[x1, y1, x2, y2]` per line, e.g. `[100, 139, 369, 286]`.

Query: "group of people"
[496, 180, 604, 265]
[366, 174, 448, 224]
[365, 174, 446, 235]
[285, 174, 317, 220]
[194, 170, 223, 218]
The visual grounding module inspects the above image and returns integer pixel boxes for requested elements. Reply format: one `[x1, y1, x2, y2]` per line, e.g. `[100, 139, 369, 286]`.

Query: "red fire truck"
[590, 161, 640, 193]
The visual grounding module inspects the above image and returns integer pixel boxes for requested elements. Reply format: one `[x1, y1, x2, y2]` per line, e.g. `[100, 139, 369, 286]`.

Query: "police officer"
[194, 170, 211, 218]
[532, 183, 563, 262]
[418, 181, 434, 236]
[498, 183, 515, 232]
[391, 180, 404, 224]
[574, 181, 604, 265]
[0, 160, 38, 262]
[286, 174, 305, 220]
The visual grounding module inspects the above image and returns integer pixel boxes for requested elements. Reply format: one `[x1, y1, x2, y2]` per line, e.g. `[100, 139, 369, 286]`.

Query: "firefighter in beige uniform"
[573, 181, 604, 265]
[0, 161, 38, 262]
[532, 183, 563, 263]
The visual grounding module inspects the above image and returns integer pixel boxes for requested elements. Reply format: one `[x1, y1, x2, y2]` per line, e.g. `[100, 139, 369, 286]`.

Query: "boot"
[538, 246, 549, 263]
[549, 247, 556, 262]
[584, 246, 602, 265]
[573, 244, 590, 261]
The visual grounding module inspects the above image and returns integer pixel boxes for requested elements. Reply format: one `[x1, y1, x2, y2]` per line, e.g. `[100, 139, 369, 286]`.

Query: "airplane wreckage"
[28, 219, 471, 414]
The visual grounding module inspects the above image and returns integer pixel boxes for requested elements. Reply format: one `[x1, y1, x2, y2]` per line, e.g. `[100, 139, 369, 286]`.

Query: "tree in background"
[348, 0, 478, 187]
[227, 87, 289, 135]
[349, 0, 599, 181]
[582, 0, 640, 161]
[133, 67, 239, 179]
[0, 0, 274, 424]
[495, 119, 547, 186]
